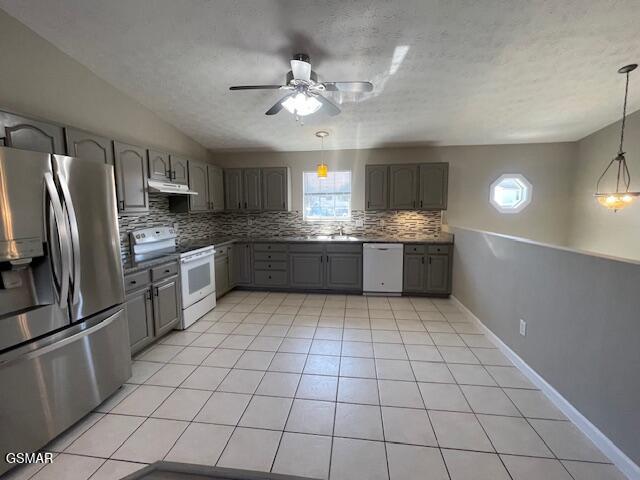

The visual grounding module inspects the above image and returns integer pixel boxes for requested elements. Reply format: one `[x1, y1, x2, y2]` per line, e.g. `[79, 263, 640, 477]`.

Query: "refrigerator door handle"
[57, 173, 81, 305]
[44, 172, 71, 308]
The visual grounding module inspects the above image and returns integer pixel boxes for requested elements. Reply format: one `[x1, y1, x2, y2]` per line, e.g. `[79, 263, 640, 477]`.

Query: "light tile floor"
[5, 291, 626, 480]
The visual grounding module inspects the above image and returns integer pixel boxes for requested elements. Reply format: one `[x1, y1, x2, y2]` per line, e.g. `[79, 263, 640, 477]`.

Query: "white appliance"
[363, 243, 404, 294]
[179, 246, 216, 329]
[129, 226, 216, 329]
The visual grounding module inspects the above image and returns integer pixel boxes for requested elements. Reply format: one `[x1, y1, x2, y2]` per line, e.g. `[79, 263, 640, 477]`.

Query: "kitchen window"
[490, 174, 532, 213]
[303, 171, 352, 221]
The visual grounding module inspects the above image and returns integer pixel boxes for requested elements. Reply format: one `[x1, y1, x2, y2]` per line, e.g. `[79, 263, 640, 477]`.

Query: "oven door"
[180, 252, 215, 308]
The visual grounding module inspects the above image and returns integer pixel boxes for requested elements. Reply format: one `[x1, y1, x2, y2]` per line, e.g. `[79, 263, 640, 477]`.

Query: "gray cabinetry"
[253, 243, 287, 287]
[326, 250, 362, 290]
[232, 242, 253, 285]
[418, 163, 448, 210]
[224, 169, 243, 210]
[153, 276, 181, 337]
[262, 167, 290, 211]
[148, 149, 171, 181]
[0, 110, 65, 154]
[426, 252, 451, 294]
[124, 260, 182, 354]
[169, 155, 189, 185]
[289, 250, 324, 289]
[243, 168, 262, 210]
[403, 244, 452, 296]
[403, 252, 426, 293]
[215, 245, 233, 298]
[125, 288, 154, 353]
[365, 165, 388, 210]
[389, 164, 419, 209]
[113, 141, 149, 213]
[288, 243, 362, 292]
[208, 165, 225, 211]
[188, 160, 209, 212]
[65, 127, 114, 165]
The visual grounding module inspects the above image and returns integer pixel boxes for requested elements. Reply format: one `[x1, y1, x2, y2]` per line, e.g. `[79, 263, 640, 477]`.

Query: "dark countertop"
[122, 233, 454, 275]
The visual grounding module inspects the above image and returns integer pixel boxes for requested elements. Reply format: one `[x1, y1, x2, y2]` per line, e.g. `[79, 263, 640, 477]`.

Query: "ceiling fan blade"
[290, 59, 311, 81]
[265, 94, 292, 115]
[229, 85, 286, 90]
[316, 94, 341, 116]
[322, 81, 373, 93]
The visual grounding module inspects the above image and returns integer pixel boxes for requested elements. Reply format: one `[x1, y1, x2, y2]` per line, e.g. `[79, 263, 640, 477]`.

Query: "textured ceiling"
[1, 0, 639, 151]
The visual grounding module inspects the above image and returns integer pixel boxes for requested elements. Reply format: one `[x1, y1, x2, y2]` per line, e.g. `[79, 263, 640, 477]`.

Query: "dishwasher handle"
[363, 243, 403, 250]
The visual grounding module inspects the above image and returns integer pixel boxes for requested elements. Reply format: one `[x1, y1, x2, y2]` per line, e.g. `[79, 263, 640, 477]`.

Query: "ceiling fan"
[229, 53, 373, 118]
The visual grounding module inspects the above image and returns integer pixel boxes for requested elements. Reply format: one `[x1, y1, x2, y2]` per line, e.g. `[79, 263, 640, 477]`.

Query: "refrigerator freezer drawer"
[0, 307, 131, 476]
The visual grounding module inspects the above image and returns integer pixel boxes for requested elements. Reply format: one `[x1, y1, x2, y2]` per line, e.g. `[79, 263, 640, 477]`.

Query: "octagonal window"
[490, 174, 532, 213]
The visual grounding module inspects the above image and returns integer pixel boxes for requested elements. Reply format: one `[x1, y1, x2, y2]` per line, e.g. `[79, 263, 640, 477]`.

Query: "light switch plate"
[519, 319, 527, 336]
[355, 219, 364, 227]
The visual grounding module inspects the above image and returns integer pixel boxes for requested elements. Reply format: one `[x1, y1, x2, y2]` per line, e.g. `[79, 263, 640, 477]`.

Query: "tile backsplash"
[118, 194, 441, 259]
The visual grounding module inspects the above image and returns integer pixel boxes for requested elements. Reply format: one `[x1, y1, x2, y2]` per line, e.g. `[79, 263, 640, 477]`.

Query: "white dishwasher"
[363, 243, 404, 294]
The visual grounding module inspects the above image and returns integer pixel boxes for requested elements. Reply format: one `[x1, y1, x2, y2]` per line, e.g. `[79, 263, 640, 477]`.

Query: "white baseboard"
[450, 295, 640, 480]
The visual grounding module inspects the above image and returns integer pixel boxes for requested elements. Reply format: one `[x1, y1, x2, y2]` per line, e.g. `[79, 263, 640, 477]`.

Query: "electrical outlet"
[355, 219, 364, 227]
[379, 219, 385, 227]
[519, 319, 527, 336]
[247, 217, 253, 226]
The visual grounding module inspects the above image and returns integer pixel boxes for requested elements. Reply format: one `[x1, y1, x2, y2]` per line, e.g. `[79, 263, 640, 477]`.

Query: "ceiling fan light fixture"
[281, 93, 322, 116]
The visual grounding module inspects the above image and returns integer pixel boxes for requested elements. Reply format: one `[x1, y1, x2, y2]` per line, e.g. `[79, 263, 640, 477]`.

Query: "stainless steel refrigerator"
[0, 147, 130, 475]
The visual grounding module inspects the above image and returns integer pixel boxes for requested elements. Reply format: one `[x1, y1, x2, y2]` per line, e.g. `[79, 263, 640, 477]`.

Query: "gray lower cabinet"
[208, 165, 225, 211]
[153, 276, 181, 337]
[215, 245, 233, 298]
[114, 141, 149, 213]
[402, 244, 452, 295]
[0, 110, 65, 154]
[418, 163, 448, 209]
[289, 252, 324, 289]
[232, 242, 253, 285]
[188, 160, 209, 212]
[262, 167, 289, 211]
[243, 168, 262, 210]
[224, 168, 243, 210]
[325, 251, 362, 290]
[389, 164, 419, 209]
[125, 288, 154, 353]
[65, 127, 114, 165]
[365, 165, 389, 210]
[124, 261, 182, 354]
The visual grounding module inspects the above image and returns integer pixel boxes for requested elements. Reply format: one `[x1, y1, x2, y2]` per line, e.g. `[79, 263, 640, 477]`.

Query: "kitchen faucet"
[337, 225, 345, 236]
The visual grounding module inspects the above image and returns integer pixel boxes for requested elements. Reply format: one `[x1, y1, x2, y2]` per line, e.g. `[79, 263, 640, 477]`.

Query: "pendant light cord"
[618, 71, 630, 155]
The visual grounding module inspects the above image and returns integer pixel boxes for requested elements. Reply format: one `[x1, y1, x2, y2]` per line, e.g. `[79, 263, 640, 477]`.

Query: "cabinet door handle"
[165, 269, 170, 273]
[145, 291, 152, 300]
[421, 257, 424, 264]
[420, 200, 423, 208]
[238, 202, 241, 209]
[119, 200, 125, 210]
[154, 287, 159, 296]
[244, 201, 247, 208]
[320, 256, 323, 263]
[367, 200, 370, 208]
[428, 257, 432, 265]
[130, 280, 137, 284]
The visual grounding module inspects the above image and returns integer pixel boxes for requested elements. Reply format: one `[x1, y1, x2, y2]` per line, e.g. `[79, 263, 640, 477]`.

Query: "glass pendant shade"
[316, 162, 328, 178]
[594, 64, 639, 211]
[315, 130, 329, 179]
[282, 93, 322, 116]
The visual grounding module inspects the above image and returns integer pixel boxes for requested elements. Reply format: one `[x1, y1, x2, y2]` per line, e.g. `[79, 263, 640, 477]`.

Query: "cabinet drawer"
[326, 243, 362, 254]
[124, 270, 151, 292]
[288, 243, 324, 253]
[254, 270, 287, 286]
[151, 261, 179, 282]
[404, 244, 426, 254]
[255, 260, 287, 271]
[254, 251, 287, 261]
[253, 243, 287, 252]
[427, 245, 452, 255]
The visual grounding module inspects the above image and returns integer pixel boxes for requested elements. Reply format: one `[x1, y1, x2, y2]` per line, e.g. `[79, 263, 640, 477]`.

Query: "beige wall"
[567, 109, 640, 261]
[212, 142, 577, 245]
[0, 9, 209, 161]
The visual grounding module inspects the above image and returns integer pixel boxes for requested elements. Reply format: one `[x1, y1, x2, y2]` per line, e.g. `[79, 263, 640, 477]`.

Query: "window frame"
[489, 173, 532, 214]
[302, 170, 352, 222]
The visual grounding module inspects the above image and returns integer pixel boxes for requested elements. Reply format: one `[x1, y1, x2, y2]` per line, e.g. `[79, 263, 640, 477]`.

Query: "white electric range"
[129, 227, 216, 329]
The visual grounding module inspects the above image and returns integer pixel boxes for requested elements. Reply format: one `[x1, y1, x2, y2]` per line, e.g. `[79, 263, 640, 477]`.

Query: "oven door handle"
[180, 253, 214, 265]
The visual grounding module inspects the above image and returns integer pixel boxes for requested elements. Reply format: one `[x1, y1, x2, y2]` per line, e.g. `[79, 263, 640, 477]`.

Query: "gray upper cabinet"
[419, 163, 448, 210]
[389, 164, 419, 209]
[290, 253, 324, 289]
[243, 168, 262, 210]
[426, 254, 451, 294]
[365, 165, 388, 210]
[262, 167, 289, 211]
[403, 253, 426, 292]
[0, 110, 65, 154]
[208, 165, 225, 211]
[153, 276, 181, 337]
[188, 160, 209, 212]
[225, 169, 243, 211]
[65, 127, 114, 165]
[148, 149, 171, 181]
[169, 155, 189, 185]
[113, 141, 149, 213]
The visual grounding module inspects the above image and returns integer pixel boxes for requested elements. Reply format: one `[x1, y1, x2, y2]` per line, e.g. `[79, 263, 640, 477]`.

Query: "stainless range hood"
[148, 179, 198, 195]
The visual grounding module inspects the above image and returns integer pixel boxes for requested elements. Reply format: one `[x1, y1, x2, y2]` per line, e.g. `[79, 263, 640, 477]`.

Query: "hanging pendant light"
[594, 64, 640, 211]
[316, 130, 329, 178]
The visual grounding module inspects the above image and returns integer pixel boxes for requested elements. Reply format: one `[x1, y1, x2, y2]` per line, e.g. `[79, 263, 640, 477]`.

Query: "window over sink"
[303, 171, 352, 221]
